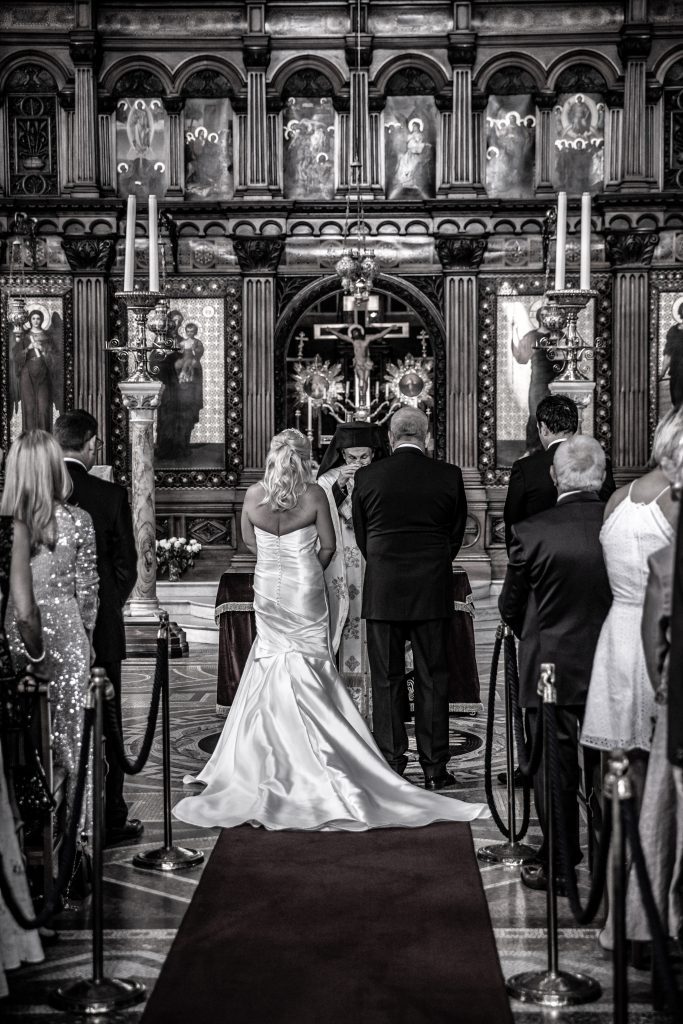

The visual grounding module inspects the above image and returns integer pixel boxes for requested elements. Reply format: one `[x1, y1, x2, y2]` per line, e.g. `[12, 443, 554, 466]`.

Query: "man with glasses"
[54, 410, 139, 845]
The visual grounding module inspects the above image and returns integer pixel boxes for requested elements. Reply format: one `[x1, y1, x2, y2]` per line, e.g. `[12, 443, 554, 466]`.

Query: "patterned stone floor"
[1, 603, 678, 1021]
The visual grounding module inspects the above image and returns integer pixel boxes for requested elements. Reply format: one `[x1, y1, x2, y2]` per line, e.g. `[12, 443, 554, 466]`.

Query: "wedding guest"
[0, 448, 44, 998]
[499, 435, 612, 893]
[317, 422, 389, 720]
[1, 431, 98, 819]
[54, 412, 141, 845]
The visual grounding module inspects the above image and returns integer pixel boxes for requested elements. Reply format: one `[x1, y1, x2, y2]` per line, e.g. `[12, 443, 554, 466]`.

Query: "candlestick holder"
[537, 288, 599, 384]
[113, 290, 161, 383]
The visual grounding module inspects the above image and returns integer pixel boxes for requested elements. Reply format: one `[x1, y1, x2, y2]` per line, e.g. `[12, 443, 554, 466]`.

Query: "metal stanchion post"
[507, 663, 602, 1008]
[604, 751, 631, 1024]
[133, 612, 204, 871]
[52, 669, 145, 1013]
[479, 624, 536, 866]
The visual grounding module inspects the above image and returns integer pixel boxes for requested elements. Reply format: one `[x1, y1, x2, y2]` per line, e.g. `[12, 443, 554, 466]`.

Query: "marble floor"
[1, 597, 679, 1022]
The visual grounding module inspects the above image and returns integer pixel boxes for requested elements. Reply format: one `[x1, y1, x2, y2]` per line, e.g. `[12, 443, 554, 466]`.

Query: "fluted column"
[435, 89, 452, 191]
[436, 235, 487, 469]
[471, 90, 487, 192]
[368, 91, 384, 190]
[69, 33, 100, 196]
[606, 230, 659, 470]
[534, 90, 556, 193]
[58, 87, 75, 191]
[232, 93, 248, 192]
[97, 91, 116, 193]
[267, 91, 283, 195]
[447, 32, 477, 194]
[345, 31, 373, 191]
[62, 237, 116, 435]
[233, 236, 284, 470]
[242, 35, 271, 195]
[605, 87, 624, 188]
[619, 23, 654, 189]
[333, 93, 351, 190]
[163, 94, 185, 196]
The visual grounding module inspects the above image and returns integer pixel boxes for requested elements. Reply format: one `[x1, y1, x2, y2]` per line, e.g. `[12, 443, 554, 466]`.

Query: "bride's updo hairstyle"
[260, 428, 312, 511]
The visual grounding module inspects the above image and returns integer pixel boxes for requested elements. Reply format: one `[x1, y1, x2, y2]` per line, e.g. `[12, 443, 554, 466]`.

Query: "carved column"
[243, 35, 271, 195]
[118, 382, 163, 618]
[618, 23, 654, 189]
[62, 237, 116, 437]
[162, 94, 185, 197]
[606, 230, 658, 471]
[58, 87, 76, 191]
[447, 32, 477, 194]
[471, 90, 487, 192]
[645, 80, 663, 185]
[69, 32, 100, 196]
[266, 91, 283, 195]
[97, 91, 116, 193]
[333, 93, 351, 190]
[345, 31, 373, 192]
[534, 90, 556, 193]
[435, 235, 487, 471]
[233, 236, 285, 471]
[232, 93, 248, 192]
[605, 87, 624, 189]
[368, 90, 384, 191]
[435, 88, 452, 191]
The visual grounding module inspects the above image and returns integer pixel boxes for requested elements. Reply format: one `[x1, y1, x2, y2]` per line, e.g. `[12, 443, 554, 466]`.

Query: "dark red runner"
[141, 822, 512, 1024]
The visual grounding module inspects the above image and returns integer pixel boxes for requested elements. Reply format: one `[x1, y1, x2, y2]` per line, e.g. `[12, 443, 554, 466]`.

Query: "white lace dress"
[582, 485, 674, 752]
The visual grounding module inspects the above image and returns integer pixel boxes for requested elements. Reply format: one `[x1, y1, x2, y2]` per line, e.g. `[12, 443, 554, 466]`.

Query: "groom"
[352, 407, 467, 789]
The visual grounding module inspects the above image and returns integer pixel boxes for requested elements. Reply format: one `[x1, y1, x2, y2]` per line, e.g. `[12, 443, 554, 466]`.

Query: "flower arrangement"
[156, 537, 201, 581]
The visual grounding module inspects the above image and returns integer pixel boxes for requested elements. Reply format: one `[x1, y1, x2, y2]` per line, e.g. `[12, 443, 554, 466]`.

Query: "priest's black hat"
[316, 421, 390, 478]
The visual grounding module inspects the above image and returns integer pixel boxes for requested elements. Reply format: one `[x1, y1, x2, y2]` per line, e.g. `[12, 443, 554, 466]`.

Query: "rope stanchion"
[506, 663, 602, 1008]
[132, 612, 204, 872]
[479, 624, 536, 866]
[0, 698, 94, 930]
[51, 668, 145, 1014]
[104, 631, 165, 775]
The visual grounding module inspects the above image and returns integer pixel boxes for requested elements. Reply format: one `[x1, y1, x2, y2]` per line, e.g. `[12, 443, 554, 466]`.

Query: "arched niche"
[181, 69, 235, 200]
[110, 68, 170, 198]
[274, 275, 447, 460]
[663, 56, 683, 190]
[550, 63, 608, 195]
[483, 65, 537, 199]
[280, 68, 336, 201]
[382, 65, 438, 200]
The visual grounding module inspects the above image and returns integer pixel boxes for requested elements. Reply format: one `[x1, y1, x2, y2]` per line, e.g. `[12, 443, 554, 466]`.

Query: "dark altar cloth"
[214, 567, 480, 715]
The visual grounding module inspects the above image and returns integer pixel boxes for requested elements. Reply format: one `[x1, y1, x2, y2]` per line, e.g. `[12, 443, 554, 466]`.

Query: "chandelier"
[334, 0, 379, 306]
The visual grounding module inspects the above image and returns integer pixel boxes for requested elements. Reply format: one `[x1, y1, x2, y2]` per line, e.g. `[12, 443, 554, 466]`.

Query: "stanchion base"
[506, 969, 602, 1007]
[477, 841, 538, 866]
[51, 976, 145, 1014]
[132, 844, 204, 872]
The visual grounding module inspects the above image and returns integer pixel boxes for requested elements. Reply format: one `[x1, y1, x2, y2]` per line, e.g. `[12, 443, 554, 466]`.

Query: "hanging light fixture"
[334, 0, 379, 306]
[6, 213, 34, 341]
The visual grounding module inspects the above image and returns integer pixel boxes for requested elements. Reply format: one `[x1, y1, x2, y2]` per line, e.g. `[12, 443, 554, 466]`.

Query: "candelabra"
[537, 288, 599, 429]
[112, 290, 173, 383]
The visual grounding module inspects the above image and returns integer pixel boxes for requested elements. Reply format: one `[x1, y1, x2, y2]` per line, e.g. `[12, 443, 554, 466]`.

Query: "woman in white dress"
[174, 429, 488, 832]
[582, 408, 683, 777]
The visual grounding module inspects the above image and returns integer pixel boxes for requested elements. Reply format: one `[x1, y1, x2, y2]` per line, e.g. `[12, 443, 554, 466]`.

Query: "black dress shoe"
[520, 862, 567, 897]
[424, 770, 457, 791]
[106, 818, 144, 845]
[497, 767, 525, 787]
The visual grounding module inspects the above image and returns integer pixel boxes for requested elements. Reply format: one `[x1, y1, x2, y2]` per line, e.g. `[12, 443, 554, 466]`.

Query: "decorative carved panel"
[663, 60, 683, 190]
[486, 67, 536, 96]
[113, 70, 165, 98]
[62, 238, 117, 273]
[7, 64, 59, 196]
[282, 70, 334, 99]
[605, 231, 658, 268]
[182, 70, 233, 98]
[385, 68, 437, 96]
[233, 236, 285, 273]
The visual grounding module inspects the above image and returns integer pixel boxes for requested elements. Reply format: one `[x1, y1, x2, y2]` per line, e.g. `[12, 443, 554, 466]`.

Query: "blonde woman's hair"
[651, 406, 683, 468]
[260, 428, 312, 511]
[0, 430, 72, 550]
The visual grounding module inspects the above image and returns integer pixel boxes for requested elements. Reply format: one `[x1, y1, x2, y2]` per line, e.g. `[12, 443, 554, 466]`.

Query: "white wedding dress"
[174, 525, 489, 831]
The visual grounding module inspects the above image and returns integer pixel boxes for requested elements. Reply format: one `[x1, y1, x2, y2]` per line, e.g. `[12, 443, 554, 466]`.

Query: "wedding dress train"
[174, 525, 489, 831]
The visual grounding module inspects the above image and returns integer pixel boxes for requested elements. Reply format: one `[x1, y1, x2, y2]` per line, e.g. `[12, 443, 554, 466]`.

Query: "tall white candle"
[579, 191, 591, 291]
[124, 194, 136, 292]
[354, 376, 360, 408]
[307, 397, 312, 434]
[148, 195, 159, 292]
[554, 191, 567, 291]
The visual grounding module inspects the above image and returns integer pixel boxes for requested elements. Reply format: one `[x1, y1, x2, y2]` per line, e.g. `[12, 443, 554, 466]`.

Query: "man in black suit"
[352, 407, 467, 790]
[54, 411, 141, 844]
[499, 435, 612, 892]
[504, 394, 616, 552]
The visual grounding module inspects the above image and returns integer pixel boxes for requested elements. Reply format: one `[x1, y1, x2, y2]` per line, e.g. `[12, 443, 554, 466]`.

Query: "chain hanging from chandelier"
[334, 0, 379, 306]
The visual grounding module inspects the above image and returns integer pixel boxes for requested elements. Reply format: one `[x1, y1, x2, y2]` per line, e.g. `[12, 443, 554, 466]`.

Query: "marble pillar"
[69, 34, 99, 196]
[618, 24, 654, 189]
[119, 381, 163, 618]
[163, 94, 185, 197]
[233, 236, 284, 471]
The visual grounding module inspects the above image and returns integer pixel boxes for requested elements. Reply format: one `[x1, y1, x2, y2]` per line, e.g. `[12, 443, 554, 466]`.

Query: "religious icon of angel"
[384, 95, 437, 199]
[8, 302, 64, 438]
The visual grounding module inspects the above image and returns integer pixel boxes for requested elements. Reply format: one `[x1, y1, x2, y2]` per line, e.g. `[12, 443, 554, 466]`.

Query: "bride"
[174, 429, 488, 831]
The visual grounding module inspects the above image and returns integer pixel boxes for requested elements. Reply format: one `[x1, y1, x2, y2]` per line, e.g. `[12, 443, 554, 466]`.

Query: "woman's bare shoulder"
[603, 483, 629, 520]
[244, 482, 265, 505]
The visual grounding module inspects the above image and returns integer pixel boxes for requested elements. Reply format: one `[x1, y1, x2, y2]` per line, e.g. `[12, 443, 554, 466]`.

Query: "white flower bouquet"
[156, 536, 202, 581]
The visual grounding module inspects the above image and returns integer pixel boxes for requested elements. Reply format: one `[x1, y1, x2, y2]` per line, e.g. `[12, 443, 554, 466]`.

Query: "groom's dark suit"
[352, 446, 467, 778]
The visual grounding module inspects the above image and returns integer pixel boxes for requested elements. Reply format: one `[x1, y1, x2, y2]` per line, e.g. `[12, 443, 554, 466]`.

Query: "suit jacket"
[498, 492, 612, 707]
[503, 441, 616, 551]
[668, 510, 683, 766]
[351, 447, 467, 621]
[65, 461, 137, 662]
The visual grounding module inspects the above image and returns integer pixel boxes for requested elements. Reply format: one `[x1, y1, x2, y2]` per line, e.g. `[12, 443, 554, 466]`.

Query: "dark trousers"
[97, 659, 129, 830]
[366, 618, 450, 778]
[526, 704, 597, 868]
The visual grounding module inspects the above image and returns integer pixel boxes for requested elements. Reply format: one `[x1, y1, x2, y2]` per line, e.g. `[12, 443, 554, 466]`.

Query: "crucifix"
[314, 318, 408, 408]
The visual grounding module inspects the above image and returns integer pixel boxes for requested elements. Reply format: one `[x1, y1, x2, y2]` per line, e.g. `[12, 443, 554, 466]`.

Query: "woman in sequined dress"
[1, 431, 98, 817]
[0, 447, 45, 997]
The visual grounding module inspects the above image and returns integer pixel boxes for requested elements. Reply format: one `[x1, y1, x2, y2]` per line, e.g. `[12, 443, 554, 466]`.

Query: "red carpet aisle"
[141, 821, 513, 1024]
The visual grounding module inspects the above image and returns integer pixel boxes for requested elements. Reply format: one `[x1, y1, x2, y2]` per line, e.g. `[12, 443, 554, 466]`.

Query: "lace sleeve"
[74, 511, 99, 632]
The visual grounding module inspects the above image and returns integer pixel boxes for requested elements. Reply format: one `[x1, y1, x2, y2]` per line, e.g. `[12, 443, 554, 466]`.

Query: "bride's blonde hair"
[260, 428, 312, 511]
[0, 430, 72, 550]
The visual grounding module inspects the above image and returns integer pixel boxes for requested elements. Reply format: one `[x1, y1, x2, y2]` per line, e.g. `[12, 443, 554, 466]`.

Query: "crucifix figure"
[321, 321, 400, 403]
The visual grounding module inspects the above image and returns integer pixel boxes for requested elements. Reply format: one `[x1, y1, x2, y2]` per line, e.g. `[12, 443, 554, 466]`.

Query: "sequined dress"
[6, 504, 98, 815]
[0, 517, 44, 995]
